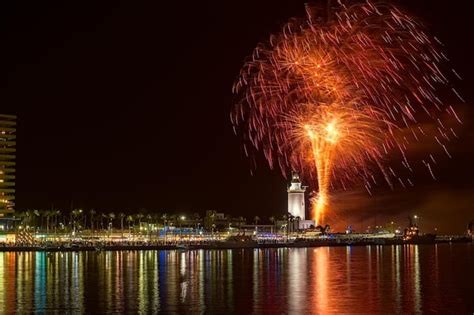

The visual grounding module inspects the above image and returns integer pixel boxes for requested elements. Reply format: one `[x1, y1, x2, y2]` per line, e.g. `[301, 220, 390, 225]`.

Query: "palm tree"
[282, 214, 289, 239]
[143, 214, 152, 236]
[161, 213, 168, 227]
[89, 209, 96, 231]
[193, 213, 201, 229]
[169, 214, 177, 227]
[126, 215, 134, 235]
[44, 210, 52, 233]
[152, 213, 161, 226]
[287, 212, 295, 234]
[136, 213, 144, 226]
[24, 209, 33, 230]
[108, 212, 116, 231]
[295, 216, 301, 232]
[238, 216, 245, 232]
[204, 211, 216, 231]
[100, 213, 107, 231]
[253, 216, 260, 226]
[83, 210, 88, 230]
[269, 216, 276, 234]
[71, 209, 83, 234]
[38, 210, 46, 231]
[119, 213, 126, 236]
[33, 209, 40, 230]
[53, 210, 62, 233]
[15, 211, 26, 230]
[22, 210, 28, 226]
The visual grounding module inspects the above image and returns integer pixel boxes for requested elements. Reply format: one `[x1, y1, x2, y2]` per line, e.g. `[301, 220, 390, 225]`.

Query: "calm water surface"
[0, 244, 472, 314]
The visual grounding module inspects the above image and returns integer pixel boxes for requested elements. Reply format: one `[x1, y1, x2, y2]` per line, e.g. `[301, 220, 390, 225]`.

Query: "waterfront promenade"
[0, 233, 471, 251]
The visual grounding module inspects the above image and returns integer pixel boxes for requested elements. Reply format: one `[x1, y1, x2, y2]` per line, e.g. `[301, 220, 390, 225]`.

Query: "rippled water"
[0, 244, 472, 313]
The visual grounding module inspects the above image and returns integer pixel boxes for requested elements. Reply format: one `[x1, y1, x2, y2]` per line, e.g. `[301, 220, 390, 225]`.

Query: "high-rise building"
[0, 114, 16, 217]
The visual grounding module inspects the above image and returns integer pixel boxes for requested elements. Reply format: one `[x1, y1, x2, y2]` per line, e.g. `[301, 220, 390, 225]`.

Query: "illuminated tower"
[0, 114, 16, 217]
[287, 172, 306, 220]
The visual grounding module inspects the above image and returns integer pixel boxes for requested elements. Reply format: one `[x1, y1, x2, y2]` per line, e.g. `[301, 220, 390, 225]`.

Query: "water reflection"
[0, 244, 471, 313]
[288, 248, 306, 312]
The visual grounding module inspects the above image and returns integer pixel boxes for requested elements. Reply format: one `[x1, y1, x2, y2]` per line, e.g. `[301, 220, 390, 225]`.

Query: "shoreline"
[0, 237, 471, 252]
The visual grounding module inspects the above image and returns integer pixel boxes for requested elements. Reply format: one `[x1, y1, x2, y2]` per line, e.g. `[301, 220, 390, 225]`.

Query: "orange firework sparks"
[231, 1, 461, 224]
[288, 103, 388, 224]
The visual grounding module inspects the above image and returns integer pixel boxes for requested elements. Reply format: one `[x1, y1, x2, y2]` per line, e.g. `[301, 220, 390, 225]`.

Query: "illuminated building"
[0, 114, 16, 217]
[287, 172, 313, 229]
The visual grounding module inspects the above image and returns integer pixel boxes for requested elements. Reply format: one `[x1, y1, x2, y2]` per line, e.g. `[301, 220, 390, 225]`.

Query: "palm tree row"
[13, 209, 307, 233]
[12, 210, 204, 233]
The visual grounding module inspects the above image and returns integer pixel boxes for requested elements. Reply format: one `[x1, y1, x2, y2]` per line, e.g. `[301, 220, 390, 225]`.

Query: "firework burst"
[231, 1, 461, 225]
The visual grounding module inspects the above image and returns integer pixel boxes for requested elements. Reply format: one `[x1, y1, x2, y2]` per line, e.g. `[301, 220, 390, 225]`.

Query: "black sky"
[1, 0, 473, 232]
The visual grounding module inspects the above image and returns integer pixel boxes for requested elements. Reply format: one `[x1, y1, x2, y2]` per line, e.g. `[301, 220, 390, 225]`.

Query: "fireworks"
[231, 1, 461, 225]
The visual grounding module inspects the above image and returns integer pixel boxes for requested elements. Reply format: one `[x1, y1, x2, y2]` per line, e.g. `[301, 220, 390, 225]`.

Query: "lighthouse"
[287, 172, 314, 229]
[287, 172, 306, 220]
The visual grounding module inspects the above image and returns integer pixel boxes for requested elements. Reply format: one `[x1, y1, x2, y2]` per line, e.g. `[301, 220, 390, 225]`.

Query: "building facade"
[0, 114, 16, 217]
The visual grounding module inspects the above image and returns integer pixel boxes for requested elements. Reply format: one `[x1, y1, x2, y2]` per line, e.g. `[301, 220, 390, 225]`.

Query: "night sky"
[1, 0, 472, 233]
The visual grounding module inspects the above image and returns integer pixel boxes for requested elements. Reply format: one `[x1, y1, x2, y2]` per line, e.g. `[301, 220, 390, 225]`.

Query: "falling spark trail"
[232, 1, 460, 225]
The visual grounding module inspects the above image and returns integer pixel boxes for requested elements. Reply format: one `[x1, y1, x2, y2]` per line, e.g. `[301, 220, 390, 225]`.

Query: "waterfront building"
[0, 114, 16, 217]
[287, 172, 314, 229]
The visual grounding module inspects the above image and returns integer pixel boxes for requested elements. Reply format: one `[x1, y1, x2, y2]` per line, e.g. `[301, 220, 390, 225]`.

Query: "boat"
[403, 216, 436, 244]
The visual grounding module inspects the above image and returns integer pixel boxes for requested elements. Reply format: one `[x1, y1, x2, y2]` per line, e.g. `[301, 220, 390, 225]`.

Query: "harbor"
[0, 232, 471, 252]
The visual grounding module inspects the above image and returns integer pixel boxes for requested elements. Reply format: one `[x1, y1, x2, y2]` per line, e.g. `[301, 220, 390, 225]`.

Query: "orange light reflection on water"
[312, 247, 329, 312]
[0, 246, 469, 313]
